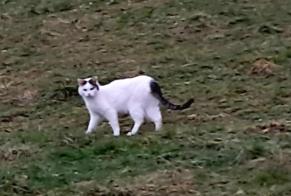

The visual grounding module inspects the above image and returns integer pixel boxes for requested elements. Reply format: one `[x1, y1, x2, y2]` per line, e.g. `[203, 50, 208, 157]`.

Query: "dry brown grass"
[71, 169, 200, 196]
[247, 121, 290, 134]
[0, 144, 37, 163]
[248, 58, 280, 76]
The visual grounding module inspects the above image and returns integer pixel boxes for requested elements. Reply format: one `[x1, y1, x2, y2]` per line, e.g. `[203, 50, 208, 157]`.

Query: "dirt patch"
[126, 169, 198, 195]
[14, 88, 39, 106]
[246, 121, 289, 134]
[187, 113, 228, 122]
[0, 69, 42, 105]
[169, 11, 223, 42]
[0, 144, 37, 162]
[73, 169, 199, 196]
[248, 58, 280, 76]
[117, 68, 145, 78]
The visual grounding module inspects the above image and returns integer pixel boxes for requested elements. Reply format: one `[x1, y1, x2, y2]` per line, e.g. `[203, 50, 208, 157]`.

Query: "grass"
[1, 0, 291, 195]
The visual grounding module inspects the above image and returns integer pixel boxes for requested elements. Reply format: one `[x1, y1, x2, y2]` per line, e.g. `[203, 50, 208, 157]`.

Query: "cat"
[78, 75, 193, 136]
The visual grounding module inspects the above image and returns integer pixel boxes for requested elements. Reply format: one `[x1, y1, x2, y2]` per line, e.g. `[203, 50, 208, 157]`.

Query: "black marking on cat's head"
[88, 77, 99, 90]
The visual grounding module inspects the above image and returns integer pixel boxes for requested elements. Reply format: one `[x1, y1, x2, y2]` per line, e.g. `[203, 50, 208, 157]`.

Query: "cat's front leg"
[86, 114, 102, 134]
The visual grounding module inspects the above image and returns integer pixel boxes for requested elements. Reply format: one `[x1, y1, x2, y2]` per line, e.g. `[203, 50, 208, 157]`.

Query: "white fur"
[78, 75, 162, 136]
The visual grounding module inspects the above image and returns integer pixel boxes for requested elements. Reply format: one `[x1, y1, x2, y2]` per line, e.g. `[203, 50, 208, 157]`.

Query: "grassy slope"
[1, 0, 291, 195]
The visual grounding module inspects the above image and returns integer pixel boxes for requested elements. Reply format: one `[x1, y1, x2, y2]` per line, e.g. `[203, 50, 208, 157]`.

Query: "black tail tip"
[184, 98, 194, 108]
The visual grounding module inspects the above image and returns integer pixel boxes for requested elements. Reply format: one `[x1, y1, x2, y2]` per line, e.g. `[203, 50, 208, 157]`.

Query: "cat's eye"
[83, 89, 87, 91]
[90, 87, 95, 90]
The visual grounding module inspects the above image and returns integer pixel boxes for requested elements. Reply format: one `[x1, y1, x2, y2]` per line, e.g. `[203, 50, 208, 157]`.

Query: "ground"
[1, 0, 291, 195]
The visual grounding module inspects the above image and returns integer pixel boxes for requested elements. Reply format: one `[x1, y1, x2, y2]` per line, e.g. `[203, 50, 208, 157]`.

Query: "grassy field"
[1, 0, 291, 195]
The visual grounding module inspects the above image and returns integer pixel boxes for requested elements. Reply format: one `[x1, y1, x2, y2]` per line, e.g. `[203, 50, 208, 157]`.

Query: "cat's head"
[77, 76, 99, 98]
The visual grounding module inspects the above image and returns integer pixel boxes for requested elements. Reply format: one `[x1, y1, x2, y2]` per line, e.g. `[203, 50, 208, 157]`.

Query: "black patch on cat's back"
[150, 80, 162, 97]
[150, 80, 168, 105]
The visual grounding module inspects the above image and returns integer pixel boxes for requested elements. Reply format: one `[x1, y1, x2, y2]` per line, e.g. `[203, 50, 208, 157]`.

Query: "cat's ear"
[77, 79, 86, 86]
[92, 76, 98, 82]
[89, 76, 98, 85]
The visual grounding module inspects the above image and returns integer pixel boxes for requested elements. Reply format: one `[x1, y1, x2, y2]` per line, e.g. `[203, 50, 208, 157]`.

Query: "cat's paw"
[126, 132, 135, 136]
[113, 133, 120, 137]
[85, 130, 92, 134]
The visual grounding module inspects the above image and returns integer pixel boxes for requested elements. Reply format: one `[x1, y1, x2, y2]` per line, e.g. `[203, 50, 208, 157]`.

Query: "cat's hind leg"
[146, 106, 162, 131]
[127, 107, 144, 136]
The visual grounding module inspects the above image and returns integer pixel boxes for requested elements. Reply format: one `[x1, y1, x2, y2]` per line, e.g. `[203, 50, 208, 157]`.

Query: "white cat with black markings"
[78, 75, 193, 136]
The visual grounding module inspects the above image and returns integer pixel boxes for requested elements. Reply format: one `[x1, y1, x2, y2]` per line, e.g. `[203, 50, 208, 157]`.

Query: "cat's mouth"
[85, 94, 94, 98]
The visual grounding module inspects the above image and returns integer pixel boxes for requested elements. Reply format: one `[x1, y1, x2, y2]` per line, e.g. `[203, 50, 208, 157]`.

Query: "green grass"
[1, 0, 291, 195]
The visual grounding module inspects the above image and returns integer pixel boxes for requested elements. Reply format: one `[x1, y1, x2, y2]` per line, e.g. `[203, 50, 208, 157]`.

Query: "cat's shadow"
[95, 118, 157, 137]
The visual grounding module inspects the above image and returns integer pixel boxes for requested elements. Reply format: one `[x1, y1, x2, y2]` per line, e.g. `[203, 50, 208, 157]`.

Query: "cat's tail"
[150, 80, 194, 110]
